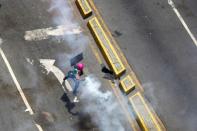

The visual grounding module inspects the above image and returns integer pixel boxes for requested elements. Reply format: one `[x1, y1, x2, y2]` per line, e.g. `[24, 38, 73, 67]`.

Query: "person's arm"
[63, 71, 71, 80]
[63, 75, 68, 81]
[76, 73, 80, 80]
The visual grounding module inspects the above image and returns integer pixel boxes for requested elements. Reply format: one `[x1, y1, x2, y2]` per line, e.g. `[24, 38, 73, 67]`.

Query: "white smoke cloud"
[0, 38, 2, 46]
[48, 1, 127, 130]
[48, 0, 88, 54]
[142, 82, 159, 110]
[56, 52, 78, 73]
[79, 75, 126, 131]
[24, 61, 39, 89]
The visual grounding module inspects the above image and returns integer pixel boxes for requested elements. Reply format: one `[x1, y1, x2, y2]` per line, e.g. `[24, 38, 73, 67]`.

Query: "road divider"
[129, 92, 163, 131]
[76, 0, 92, 18]
[88, 17, 126, 77]
[120, 75, 135, 94]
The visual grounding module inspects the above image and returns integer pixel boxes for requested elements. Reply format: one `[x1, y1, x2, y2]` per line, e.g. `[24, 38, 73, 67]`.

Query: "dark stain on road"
[112, 30, 123, 37]
[155, 2, 165, 9]
[61, 93, 98, 130]
[34, 111, 57, 131]
[3, 15, 17, 29]
[74, 112, 98, 131]
[176, 0, 195, 17]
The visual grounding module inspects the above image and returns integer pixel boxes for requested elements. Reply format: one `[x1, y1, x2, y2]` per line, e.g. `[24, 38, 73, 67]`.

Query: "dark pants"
[72, 78, 80, 96]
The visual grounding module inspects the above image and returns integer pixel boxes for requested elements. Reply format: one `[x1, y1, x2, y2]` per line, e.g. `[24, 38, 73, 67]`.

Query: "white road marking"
[26, 57, 34, 65]
[24, 25, 82, 41]
[168, 0, 197, 47]
[35, 124, 44, 131]
[40, 59, 73, 92]
[0, 47, 34, 115]
[0, 38, 43, 131]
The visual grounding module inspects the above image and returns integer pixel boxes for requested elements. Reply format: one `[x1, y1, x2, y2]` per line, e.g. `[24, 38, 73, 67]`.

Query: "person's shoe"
[73, 96, 79, 103]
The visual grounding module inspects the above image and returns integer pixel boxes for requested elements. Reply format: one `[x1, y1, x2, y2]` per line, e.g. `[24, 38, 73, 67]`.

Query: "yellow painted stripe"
[88, 17, 126, 77]
[130, 92, 163, 131]
[76, 0, 92, 18]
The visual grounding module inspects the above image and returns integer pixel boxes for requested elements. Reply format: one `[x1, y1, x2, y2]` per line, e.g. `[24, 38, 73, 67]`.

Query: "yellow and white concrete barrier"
[76, 0, 92, 18]
[120, 75, 135, 94]
[129, 92, 164, 131]
[88, 17, 126, 77]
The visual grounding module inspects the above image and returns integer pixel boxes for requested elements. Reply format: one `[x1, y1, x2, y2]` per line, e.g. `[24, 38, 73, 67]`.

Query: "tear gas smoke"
[79, 76, 126, 131]
[142, 82, 159, 110]
[0, 38, 17, 85]
[56, 52, 79, 73]
[56, 53, 72, 71]
[0, 38, 2, 46]
[24, 61, 38, 88]
[49, 0, 127, 130]
[0, 48, 12, 84]
[48, 0, 88, 54]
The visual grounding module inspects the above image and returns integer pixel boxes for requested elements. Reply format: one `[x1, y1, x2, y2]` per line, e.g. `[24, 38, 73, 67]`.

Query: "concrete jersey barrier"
[76, 0, 92, 18]
[129, 92, 163, 131]
[88, 17, 126, 77]
[120, 75, 135, 94]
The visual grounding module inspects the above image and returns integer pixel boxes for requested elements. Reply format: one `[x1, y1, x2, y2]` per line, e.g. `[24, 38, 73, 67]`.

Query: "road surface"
[93, 0, 197, 130]
[0, 0, 134, 130]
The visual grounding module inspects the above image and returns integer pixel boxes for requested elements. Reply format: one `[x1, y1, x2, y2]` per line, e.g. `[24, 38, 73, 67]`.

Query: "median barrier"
[129, 92, 163, 131]
[88, 17, 126, 77]
[76, 0, 92, 18]
[120, 75, 135, 94]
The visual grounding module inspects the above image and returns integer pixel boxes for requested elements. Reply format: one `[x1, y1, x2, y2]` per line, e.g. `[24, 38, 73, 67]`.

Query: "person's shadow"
[61, 93, 78, 116]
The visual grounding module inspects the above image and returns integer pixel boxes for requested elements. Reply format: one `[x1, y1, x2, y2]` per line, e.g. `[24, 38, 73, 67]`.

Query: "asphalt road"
[173, 0, 197, 36]
[0, 0, 134, 131]
[93, 0, 197, 130]
[0, 56, 37, 131]
[0, 0, 83, 130]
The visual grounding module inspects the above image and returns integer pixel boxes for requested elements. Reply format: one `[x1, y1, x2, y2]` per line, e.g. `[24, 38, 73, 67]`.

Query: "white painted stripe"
[0, 48, 34, 115]
[35, 124, 44, 131]
[24, 25, 82, 41]
[168, 0, 197, 47]
[0, 39, 43, 131]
